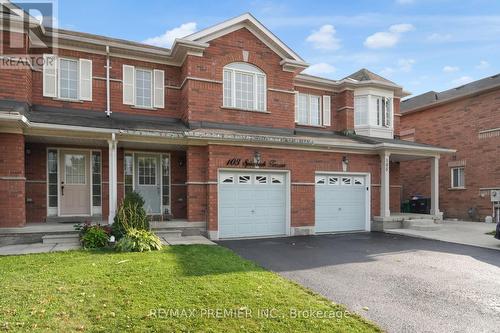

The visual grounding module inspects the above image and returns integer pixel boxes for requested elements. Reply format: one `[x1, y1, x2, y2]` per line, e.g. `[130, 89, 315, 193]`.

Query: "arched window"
[223, 62, 266, 112]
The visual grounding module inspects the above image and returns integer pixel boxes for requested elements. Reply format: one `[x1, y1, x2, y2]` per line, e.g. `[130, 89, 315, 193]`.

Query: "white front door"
[218, 171, 287, 239]
[315, 174, 369, 233]
[60, 150, 91, 216]
[135, 154, 162, 214]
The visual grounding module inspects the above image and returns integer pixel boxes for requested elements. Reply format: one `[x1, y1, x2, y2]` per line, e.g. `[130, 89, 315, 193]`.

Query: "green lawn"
[0, 246, 379, 332]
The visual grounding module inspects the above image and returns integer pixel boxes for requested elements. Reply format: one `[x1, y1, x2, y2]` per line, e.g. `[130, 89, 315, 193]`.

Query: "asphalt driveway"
[220, 233, 500, 333]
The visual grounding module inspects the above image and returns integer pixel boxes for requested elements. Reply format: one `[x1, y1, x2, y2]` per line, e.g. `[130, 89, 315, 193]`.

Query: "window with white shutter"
[153, 69, 165, 109]
[122, 65, 135, 105]
[43, 54, 57, 98]
[322, 95, 331, 126]
[79, 59, 92, 101]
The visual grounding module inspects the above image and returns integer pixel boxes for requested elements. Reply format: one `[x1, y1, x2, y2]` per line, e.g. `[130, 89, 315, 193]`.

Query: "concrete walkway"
[386, 220, 500, 251]
[0, 243, 81, 256]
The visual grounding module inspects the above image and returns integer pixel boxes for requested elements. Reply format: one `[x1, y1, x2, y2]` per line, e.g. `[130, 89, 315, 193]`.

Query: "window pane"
[92, 152, 101, 208]
[223, 70, 232, 107]
[257, 75, 265, 111]
[310, 96, 321, 125]
[235, 72, 254, 110]
[138, 157, 156, 185]
[65, 154, 86, 185]
[135, 69, 152, 107]
[59, 59, 78, 99]
[354, 96, 368, 126]
[47, 150, 58, 208]
[162, 156, 170, 206]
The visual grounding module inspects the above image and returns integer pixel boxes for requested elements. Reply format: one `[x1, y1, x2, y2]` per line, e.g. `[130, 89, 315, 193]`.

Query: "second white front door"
[135, 154, 162, 214]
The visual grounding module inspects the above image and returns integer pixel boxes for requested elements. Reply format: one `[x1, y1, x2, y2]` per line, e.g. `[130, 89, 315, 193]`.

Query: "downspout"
[105, 45, 112, 117]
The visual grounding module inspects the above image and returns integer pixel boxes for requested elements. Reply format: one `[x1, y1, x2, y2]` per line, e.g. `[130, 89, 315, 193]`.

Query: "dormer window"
[223, 62, 266, 112]
[374, 96, 392, 127]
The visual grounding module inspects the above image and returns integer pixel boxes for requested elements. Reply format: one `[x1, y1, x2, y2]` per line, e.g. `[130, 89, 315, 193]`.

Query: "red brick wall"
[400, 88, 500, 220]
[335, 90, 355, 132]
[182, 28, 296, 129]
[185, 144, 401, 231]
[0, 133, 26, 227]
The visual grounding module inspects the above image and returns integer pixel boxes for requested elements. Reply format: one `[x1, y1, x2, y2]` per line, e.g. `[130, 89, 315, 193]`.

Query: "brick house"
[400, 74, 500, 221]
[0, 8, 452, 239]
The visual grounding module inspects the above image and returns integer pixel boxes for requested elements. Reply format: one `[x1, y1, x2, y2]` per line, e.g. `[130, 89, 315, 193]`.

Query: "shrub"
[112, 192, 149, 239]
[81, 226, 110, 249]
[115, 228, 162, 252]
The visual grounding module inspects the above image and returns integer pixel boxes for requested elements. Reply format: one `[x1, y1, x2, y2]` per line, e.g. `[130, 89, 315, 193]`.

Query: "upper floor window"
[295, 93, 331, 127]
[354, 95, 393, 128]
[135, 69, 153, 108]
[43, 54, 92, 101]
[122, 65, 165, 109]
[451, 167, 465, 188]
[223, 62, 266, 112]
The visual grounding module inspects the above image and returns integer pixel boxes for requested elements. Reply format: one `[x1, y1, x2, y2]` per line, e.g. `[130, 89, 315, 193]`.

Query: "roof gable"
[182, 13, 307, 65]
[344, 68, 396, 85]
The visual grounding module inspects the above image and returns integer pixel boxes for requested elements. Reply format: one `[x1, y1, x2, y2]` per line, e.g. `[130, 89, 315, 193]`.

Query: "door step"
[153, 229, 183, 238]
[42, 234, 80, 245]
[46, 216, 105, 224]
[402, 219, 441, 231]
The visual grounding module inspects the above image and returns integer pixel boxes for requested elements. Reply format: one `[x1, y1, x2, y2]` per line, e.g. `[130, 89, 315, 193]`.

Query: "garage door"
[218, 171, 287, 239]
[315, 174, 368, 233]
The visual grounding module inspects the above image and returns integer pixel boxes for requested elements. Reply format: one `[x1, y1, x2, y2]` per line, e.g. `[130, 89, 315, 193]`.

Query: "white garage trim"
[315, 171, 371, 232]
[215, 168, 291, 240]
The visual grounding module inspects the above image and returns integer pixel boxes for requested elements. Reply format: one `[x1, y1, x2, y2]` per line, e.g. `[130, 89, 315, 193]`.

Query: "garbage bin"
[409, 198, 430, 214]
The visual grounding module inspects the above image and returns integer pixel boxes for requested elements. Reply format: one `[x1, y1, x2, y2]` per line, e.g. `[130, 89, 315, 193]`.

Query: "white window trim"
[451, 167, 465, 189]
[373, 95, 393, 128]
[135, 68, 154, 109]
[58, 57, 79, 101]
[296, 93, 323, 127]
[223, 64, 267, 112]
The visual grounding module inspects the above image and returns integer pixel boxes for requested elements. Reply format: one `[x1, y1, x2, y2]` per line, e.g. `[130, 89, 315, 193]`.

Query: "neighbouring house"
[400, 74, 500, 221]
[0, 5, 452, 239]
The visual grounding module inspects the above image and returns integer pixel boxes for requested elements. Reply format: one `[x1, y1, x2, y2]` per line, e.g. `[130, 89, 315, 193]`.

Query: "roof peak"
[344, 68, 396, 85]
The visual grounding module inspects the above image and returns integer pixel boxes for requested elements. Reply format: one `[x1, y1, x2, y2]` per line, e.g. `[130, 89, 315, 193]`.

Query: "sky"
[37, 0, 500, 97]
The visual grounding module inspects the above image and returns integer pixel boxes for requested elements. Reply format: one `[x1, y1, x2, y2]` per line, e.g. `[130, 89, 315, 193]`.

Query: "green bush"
[115, 228, 162, 252]
[112, 192, 149, 239]
[81, 226, 109, 249]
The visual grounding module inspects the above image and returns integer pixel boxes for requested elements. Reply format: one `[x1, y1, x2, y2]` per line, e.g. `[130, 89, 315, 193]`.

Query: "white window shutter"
[122, 65, 135, 105]
[79, 59, 92, 101]
[322, 95, 331, 126]
[294, 91, 299, 123]
[153, 69, 165, 108]
[43, 54, 57, 98]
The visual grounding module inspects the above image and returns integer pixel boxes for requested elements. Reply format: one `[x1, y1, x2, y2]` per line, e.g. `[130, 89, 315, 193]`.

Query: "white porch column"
[430, 155, 441, 216]
[108, 134, 118, 224]
[380, 151, 391, 218]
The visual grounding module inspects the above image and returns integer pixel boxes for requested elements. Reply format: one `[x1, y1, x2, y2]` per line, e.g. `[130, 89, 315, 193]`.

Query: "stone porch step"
[403, 219, 441, 231]
[153, 229, 183, 238]
[42, 234, 80, 245]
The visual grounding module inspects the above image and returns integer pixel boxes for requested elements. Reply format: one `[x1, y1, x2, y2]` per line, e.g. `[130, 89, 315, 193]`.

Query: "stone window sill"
[221, 106, 270, 114]
[296, 123, 327, 129]
[131, 106, 157, 111]
[448, 187, 466, 191]
[52, 98, 84, 103]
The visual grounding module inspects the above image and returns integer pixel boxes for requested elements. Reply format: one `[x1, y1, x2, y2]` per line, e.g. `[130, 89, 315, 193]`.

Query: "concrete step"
[403, 219, 441, 231]
[42, 234, 80, 245]
[153, 229, 183, 238]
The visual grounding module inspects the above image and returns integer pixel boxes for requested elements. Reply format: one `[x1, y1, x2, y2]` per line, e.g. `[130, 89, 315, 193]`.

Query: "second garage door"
[315, 173, 369, 233]
[218, 171, 287, 239]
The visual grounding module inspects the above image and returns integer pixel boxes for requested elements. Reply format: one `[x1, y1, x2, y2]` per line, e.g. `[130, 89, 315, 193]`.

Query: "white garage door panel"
[218, 172, 287, 239]
[315, 175, 368, 233]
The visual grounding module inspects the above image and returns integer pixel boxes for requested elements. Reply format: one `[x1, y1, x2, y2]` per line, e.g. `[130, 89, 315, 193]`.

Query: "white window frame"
[354, 95, 368, 126]
[58, 57, 79, 101]
[373, 95, 392, 128]
[135, 68, 153, 109]
[223, 63, 267, 112]
[296, 93, 323, 126]
[451, 167, 465, 188]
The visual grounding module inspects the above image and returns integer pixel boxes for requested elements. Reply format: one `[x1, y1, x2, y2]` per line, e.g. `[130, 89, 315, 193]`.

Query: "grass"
[486, 230, 496, 235]
[0, 246, 379, 332]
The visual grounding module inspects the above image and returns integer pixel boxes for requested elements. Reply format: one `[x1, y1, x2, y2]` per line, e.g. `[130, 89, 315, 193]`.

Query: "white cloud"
[143, 22, 197, 48]
[452, 76, 473, 86]
[398, 58, 415, 72]
[364, 23, 414, 49]
[306, 25, 341, 50]
[389, 23, 415, 33]
[304, 63, 336, 76]
[426, 33, 452, 43]
[476, 60, 490, 70]
[443, 65, 460, 73]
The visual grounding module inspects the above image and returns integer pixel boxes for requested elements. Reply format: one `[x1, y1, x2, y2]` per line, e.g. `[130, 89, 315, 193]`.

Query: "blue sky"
[48, 0, 500, 96]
